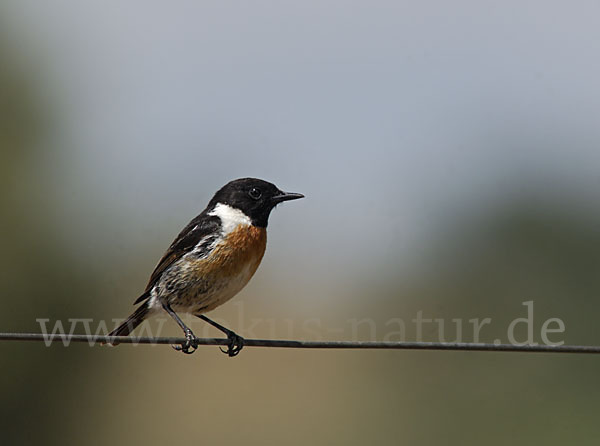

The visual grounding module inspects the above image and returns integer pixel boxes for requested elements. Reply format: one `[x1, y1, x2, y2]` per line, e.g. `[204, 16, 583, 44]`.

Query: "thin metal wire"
[0, 332, 599, 353]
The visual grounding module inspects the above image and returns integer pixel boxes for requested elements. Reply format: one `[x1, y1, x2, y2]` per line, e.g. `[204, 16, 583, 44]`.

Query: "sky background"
[1, 1, 600, 445]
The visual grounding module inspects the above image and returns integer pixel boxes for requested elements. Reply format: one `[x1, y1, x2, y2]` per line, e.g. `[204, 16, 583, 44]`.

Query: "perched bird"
[108, 178, 303, 355]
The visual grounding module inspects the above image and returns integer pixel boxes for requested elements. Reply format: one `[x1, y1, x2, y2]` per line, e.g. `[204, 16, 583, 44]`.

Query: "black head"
[208, 178, 304, 227]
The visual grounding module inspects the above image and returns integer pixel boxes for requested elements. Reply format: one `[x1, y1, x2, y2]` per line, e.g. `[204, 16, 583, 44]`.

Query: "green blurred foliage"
[0, 17, 107, 444]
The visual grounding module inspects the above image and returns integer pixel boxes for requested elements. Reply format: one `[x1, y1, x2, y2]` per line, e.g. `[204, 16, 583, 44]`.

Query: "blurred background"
[1, 1, 599, 444]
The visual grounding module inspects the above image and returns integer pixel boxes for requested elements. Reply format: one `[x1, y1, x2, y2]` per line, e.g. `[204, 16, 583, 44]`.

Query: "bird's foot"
[220, 331, 244, 357]
[172, 329, 199, 354]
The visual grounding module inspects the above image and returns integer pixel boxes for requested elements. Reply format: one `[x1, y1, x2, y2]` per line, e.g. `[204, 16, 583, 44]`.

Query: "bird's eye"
[248, 187, 262, 200]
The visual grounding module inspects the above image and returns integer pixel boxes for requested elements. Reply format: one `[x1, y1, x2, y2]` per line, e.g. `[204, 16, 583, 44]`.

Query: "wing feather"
[133, 214, 221, 304]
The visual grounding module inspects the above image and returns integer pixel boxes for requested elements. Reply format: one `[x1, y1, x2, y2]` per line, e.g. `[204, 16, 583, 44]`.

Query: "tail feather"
[108, 304, 150, 345]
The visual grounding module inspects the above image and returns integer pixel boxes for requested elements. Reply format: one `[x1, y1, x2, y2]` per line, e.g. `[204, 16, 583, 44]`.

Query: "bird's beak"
[272, 191, 305, 204]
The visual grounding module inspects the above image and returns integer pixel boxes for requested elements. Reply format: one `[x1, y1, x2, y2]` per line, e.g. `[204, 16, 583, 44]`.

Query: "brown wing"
[133, 214, 221, 304]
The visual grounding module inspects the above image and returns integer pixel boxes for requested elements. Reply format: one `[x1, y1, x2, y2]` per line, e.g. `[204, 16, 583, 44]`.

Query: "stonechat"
[108, 178, 304, 355]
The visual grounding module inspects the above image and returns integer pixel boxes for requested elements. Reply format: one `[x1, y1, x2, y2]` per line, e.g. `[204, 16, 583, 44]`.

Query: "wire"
[0, 332, 599, 353]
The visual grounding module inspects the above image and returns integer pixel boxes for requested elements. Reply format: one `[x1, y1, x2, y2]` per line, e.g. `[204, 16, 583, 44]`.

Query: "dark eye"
[248, 187, 262, 200]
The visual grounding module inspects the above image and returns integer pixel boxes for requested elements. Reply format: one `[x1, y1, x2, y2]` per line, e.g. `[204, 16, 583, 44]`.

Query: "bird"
[107, 178, 304, 355]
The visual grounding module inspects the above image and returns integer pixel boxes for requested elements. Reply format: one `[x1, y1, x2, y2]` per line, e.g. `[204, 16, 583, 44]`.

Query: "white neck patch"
[209, 203, 252, 235]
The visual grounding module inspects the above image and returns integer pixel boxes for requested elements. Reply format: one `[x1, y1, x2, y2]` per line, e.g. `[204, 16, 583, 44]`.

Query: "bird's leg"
[162, 303, 198, 354]
[196, 314, 244, 357]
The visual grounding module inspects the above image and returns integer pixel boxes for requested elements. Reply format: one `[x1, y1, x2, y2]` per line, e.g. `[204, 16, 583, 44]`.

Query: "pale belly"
[182, 261, 258, 314]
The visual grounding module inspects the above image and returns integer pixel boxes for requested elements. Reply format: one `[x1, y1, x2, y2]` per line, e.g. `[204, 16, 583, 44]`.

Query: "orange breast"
[171, 225, 268, 313]
[180, 225, 267, 314]
[206, 225, 267, 277]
